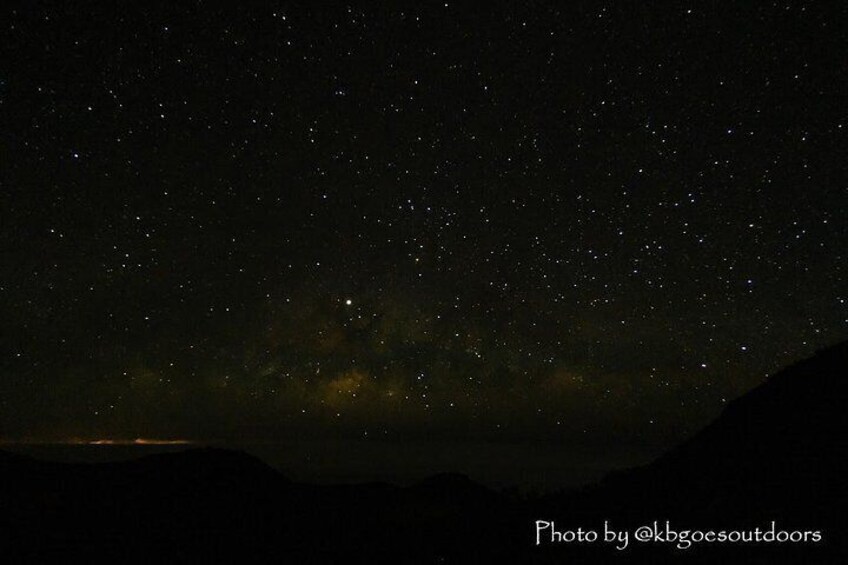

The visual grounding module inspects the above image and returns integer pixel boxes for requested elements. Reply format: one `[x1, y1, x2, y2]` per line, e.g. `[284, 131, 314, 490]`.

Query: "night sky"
[2, 3, 846, 464]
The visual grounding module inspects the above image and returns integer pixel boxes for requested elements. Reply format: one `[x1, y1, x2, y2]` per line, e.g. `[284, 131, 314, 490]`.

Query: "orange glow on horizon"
[85, 438, 194, 445]
[0, 438, 194, 446]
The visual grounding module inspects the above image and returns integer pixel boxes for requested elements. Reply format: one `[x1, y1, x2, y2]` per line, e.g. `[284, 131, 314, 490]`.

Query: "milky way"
[2, 4, 845, 452]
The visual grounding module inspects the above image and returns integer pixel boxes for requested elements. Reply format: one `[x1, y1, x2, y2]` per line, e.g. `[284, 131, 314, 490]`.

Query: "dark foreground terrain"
[1, 342, 846, 563]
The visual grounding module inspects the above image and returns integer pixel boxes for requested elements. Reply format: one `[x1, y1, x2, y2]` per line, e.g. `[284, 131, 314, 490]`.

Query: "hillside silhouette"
[1, 342, 845, 563]
[534, 340, 848, 563]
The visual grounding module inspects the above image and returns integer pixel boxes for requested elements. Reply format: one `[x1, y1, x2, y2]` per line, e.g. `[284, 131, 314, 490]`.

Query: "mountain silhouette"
[594, 340, 845, 517]
[535, 340, 848, 563]
[0, 342, 845, 563]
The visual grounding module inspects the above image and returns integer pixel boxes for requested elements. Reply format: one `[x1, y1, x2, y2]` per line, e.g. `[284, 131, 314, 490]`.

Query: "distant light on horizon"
[0, 438, 195, 446]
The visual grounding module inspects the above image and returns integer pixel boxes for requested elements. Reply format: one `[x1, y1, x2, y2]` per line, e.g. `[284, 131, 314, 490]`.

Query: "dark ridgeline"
[532, 340, 848, 563]
[1, 343, 845, 563]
